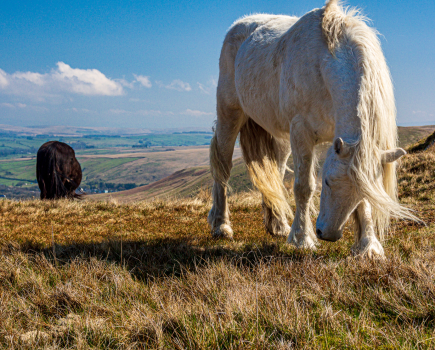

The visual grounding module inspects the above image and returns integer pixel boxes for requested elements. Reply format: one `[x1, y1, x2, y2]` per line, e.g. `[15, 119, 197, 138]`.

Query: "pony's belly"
[240, 103, 291, 140]
[235, 61, 291, 139]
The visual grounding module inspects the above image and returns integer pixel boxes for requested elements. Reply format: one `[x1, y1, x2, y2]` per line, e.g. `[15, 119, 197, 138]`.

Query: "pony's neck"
[332, 81, 362, 143]
[323, 46, 364, 143]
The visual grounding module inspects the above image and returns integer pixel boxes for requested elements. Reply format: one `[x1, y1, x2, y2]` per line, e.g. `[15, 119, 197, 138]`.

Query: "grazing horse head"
[316, 137, 406, 242]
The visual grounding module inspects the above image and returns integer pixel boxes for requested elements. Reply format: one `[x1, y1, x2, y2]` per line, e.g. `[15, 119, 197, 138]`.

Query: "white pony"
[208, 0, 416, 257]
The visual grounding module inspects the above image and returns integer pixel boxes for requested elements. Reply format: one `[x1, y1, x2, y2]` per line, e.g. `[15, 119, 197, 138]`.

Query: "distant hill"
[91, 125, 435, 203]
[0, 124, 214, 137]
[0, 124, 153, 137]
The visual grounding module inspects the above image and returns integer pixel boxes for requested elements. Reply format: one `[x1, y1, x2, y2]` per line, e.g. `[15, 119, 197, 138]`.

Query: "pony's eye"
[325, 179, 331, 188]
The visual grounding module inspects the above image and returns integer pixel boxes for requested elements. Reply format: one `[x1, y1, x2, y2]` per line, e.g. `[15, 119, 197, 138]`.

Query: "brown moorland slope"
[89, 157, 258, 203]
[0, 131, 435, 348]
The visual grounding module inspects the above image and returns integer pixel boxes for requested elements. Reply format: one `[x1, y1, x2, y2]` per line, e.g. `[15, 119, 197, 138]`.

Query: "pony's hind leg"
[240, 119, 293, 237]
[351, 200, 385, 258]
[208, 107, 245, 239]
[288, 115, 318, 249]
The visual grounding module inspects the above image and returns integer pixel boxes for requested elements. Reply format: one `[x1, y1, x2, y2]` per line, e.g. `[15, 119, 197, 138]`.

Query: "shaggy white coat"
[208, 0, 416, 257]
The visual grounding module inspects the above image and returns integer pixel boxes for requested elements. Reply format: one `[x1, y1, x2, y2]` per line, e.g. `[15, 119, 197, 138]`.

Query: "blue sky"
[0, 0, 434, 130]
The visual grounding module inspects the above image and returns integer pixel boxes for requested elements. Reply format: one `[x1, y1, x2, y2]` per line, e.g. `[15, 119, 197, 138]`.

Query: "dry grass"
[399, 143, 435, 205]
[0, 150, 435, 349]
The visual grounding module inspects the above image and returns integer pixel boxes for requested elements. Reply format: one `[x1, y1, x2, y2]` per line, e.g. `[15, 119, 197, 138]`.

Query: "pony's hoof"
[266, 221, 290, 237]
[298, 237, 318, 250]
[287, 232, 318, 250]
[263, 206, 291, 237]
[352, 238, 385, 259]
[212, 224, 234, 239]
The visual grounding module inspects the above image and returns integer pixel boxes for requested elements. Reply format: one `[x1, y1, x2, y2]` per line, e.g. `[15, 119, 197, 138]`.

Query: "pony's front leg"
[208, 107, 245, 239]
[287, 116, 318, 249]
[351, 200, 385, 258]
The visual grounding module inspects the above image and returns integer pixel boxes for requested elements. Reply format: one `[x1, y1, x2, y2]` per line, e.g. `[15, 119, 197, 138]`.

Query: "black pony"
[36, 141, 83, 199]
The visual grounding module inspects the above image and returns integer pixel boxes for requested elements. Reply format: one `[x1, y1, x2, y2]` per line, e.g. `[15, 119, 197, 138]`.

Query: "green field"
[0, 159, 36, 186]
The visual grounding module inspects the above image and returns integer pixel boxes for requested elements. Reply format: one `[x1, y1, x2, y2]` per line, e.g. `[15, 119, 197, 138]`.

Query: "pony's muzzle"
[316, 228, 323, 239]
[316, 227, 342, 242]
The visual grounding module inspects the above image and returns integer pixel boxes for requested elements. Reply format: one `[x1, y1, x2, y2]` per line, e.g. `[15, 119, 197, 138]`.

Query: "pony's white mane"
[323, 0, 418, 238]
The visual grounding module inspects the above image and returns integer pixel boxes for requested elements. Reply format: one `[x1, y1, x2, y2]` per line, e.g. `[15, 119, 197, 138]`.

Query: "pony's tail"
[239, 119, 293, 220]
[51, 163, 69, 199]
[383, 162, 398, 206]
[45, 145, 69, 199]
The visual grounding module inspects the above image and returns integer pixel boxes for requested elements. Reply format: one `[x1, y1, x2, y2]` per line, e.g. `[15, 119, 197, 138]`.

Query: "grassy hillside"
[397, 125, 435, 148]
[0, 141, 434, 348]
[91, 157, 296, 203]
[89, 158, 252, 203]
[91, 126, 435, 203]
[398, 133, 435, 204]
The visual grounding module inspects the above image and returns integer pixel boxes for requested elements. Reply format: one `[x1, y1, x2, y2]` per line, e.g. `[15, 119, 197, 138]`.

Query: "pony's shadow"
[6, 237, 317, 281]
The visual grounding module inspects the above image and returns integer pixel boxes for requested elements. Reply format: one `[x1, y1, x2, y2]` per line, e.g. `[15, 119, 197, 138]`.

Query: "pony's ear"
[381, 148, 406, 164]
[334, 137, 351, 158]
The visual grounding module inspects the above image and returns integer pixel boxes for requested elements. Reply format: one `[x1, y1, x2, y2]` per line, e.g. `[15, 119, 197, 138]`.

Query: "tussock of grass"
[1, 146, 435, 348]
[398, 143, 435, 205]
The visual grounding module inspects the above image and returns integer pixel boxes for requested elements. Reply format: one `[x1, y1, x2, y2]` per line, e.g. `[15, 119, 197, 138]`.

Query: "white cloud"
[53, 62, 124, 96]
[0, 102, 47, 111]
[66, 107, 96, 113]
[117, 78, 135, 89]
[109, 108, 130, 114]
[181, 109, 214, 117]
[197, 77, 218, 95]
[134, 74, 152, 88]
[12, 71, 45, 86]
[157, 79, 191, 92]
[129, 98, 149, 102]
[0, 62, 124, 98]
[197, 82, 210, 94]
[138, 110, 174, 116]
[29, 105, 49, 112]
[108, 109, 174, 116]
[137, 110, 163, 115]
[0, 69, 10, 88]
[1, 102, 27, 108]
